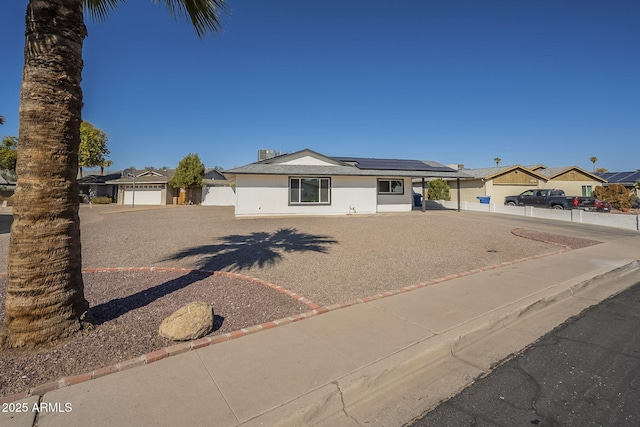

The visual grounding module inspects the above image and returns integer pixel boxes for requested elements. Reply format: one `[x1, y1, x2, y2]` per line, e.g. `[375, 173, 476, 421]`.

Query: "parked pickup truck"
[504, 189, 611, 212]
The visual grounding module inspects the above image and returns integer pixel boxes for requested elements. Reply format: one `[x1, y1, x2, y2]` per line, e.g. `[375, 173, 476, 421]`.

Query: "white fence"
[436, 200, 640, 231]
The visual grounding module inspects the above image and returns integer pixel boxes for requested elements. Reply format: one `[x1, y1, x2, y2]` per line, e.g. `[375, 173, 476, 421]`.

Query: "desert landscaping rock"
[159, 301, 214, 341]
[0, 206, 603, 399]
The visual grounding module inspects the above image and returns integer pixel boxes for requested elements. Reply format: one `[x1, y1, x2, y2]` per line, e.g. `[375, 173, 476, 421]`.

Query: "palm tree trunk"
[2, 0, 89, 348]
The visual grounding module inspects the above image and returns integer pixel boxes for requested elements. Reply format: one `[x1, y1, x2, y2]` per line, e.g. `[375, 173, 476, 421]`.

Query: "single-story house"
[0, 170, 17, 194]
[201, 169, 236, 206]
[78, 173, 120, 201]
[223, 148, 469, 217]
[107, 169, 177, 205]
[444, 165, 607, 204]
[532, 166, 607, 197]
[598, 171, 640, 198]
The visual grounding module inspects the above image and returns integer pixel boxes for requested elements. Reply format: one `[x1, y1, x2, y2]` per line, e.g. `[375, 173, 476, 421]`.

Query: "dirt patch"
[512, 229, 602, 249]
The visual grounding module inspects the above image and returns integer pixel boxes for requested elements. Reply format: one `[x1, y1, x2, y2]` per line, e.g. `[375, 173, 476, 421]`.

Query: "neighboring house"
[201, 169, 236, 206]
[78, 173, 120, 201]
[598, 171, 640, 197]
[445, 165, 607, 204]
[0, 169, 17, 193]
[533, 166, 607, 198]
[223, 148, 468, 217]
[107, 169, 177, 205]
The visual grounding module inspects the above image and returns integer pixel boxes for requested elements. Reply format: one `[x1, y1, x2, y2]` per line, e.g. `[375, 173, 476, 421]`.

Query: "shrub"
[427, 178, 451, 201]
[593, 184, 631, 210]
[91, 196, 112, 204]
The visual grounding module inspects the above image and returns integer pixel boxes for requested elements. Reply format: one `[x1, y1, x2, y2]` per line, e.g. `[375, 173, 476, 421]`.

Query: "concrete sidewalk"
[4, 235, 640, 427]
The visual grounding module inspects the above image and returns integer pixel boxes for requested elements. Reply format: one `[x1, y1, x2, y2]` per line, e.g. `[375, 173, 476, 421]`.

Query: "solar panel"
[333, 157, 456, 172]
[602, 171, 640, 183]
[626, 172, 640, 182]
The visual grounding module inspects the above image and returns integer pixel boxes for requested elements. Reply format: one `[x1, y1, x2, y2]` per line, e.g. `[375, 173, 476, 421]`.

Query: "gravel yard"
[0, 206, 602, 399]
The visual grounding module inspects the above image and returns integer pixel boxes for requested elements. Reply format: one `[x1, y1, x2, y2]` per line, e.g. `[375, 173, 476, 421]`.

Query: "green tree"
[2, 1, 228, 349]
[98, 159, 113, 175]
[170, 153, 205, 204]
[494, 157, 501, 167]
[427, 178, 451, 201]
[79, 121, 110, 178]
[0, 136, 19, 172]
[0, 115, 4, 125]
[590, 156, 598, 172]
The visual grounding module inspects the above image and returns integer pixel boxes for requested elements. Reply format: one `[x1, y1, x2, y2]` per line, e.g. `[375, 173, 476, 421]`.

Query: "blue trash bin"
[476, 196, 491, 204]
[413, 193, 423, 207]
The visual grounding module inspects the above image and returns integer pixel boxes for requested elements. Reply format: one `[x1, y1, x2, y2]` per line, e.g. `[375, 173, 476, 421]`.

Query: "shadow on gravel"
[89, 270, 221, 325]
[89, 229, 337, 323]
[163, 227, 338, 272]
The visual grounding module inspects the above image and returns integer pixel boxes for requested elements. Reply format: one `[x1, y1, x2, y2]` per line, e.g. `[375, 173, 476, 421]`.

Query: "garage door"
[123, 188, 162, 205]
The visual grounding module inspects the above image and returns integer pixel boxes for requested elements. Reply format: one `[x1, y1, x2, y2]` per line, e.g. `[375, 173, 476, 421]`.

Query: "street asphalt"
[407, 280, 640, 427]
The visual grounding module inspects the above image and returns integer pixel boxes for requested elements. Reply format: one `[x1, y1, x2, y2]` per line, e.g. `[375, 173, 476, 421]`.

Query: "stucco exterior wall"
[202, 186, 236, 206]
[545, 180, 604, 197]
[234, 174, 380, 216]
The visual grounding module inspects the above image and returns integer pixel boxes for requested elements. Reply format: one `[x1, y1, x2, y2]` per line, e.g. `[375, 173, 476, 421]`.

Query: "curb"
[0, 245, 571, 404]
[246, 260, 640, 426]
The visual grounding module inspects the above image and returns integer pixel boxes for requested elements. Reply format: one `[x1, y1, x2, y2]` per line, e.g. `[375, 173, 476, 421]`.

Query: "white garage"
[108, 169, 177, 206]
[123, 185, 164, 205]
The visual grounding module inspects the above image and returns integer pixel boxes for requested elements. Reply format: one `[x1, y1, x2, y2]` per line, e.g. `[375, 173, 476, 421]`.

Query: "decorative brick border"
[0, 241, 570, 404]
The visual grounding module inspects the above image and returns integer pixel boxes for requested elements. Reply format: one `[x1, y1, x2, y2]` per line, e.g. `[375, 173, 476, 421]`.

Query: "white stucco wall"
[234, 175, 380, 216]
[201, 185, 236, 206]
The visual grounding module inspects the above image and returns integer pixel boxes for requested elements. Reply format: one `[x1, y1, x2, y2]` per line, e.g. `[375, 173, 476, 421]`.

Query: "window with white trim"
[582, 185, 593, 197]
[378, 179, 404, 194]
[289, 177, 330, 204]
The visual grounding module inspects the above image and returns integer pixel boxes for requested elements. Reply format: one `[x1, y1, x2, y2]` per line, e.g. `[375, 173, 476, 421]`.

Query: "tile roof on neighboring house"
[78, 173, 122, 185]
[106, 169, 175, 185]
[203, 169, 230, 186]
[458, 165, 548, 181]
[459, 165, 606, 182]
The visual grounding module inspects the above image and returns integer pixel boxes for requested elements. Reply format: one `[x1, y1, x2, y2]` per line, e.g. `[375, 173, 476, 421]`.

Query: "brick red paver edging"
[0, 246, 569, 403]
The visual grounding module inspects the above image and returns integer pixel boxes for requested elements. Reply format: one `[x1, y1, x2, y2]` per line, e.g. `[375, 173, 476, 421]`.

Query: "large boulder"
[159, 302, 214, 341]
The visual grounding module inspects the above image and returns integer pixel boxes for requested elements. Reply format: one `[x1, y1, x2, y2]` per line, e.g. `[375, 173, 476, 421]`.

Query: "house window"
[582, 185, 593, 197]
[378, 179, 404, 194]
[289, 177, 330, 204]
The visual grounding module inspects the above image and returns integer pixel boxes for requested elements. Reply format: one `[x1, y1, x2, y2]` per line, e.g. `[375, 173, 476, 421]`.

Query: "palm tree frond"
[83, 0, 122, 22]
[159, 0, 229, 38]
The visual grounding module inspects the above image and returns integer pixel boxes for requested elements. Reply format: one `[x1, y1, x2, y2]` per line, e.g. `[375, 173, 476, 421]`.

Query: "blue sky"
[1, 1, 638, 172]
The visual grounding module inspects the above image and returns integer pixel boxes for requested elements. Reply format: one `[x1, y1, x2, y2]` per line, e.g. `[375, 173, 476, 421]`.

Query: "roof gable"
[462, 165, 548, 181]
[538, 166, 606, 182]
[261, 149, 345, 167]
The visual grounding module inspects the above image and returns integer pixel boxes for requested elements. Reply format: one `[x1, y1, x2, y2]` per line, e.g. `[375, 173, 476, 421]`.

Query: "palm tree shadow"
[89, 228, 337, 324]
[163, 227, 338, 272]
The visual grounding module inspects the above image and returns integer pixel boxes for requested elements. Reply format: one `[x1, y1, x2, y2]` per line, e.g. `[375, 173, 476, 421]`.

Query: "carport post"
[457, 178, 461, 212]
[421, 177, 426, 212]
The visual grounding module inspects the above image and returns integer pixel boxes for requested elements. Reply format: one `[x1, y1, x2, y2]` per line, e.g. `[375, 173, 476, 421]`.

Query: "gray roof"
[225, 151, 471, 179]
[106, 169, 174, 184]
[459, 166, 515, 179]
